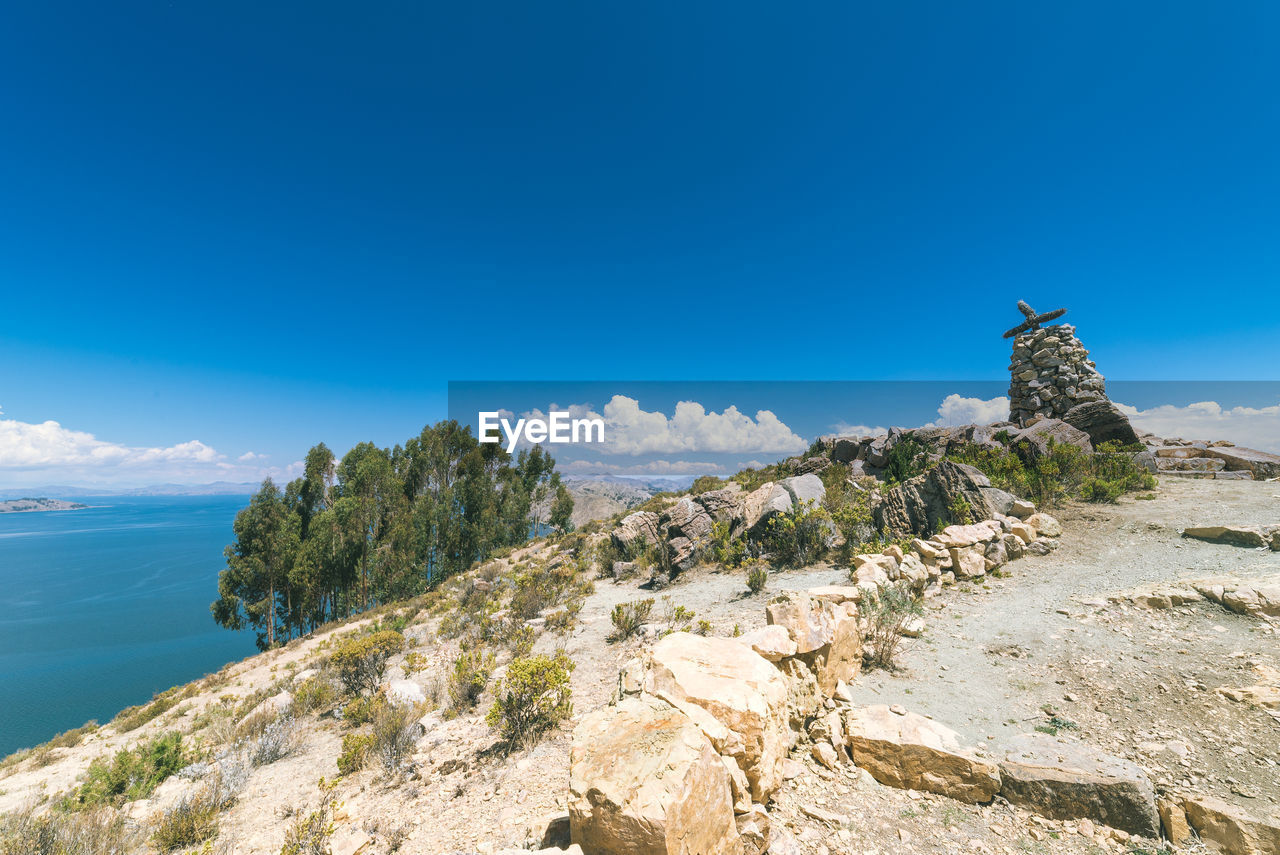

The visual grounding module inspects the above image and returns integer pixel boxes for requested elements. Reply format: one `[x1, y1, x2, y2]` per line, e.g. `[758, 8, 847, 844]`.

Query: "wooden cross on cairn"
[1002, 300, 1067, 339]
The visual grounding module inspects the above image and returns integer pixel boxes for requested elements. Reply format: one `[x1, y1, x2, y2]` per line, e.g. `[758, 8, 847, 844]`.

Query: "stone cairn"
[1004, 301, 1107, 426]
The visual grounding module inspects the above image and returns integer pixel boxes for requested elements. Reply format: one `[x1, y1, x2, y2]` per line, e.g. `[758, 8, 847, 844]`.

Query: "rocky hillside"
[561, 476, 668, 528]
[2, 426, 1278, 855]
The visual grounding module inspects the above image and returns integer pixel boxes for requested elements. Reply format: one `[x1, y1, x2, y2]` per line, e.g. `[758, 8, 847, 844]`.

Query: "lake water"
[0, 496, 257, 757]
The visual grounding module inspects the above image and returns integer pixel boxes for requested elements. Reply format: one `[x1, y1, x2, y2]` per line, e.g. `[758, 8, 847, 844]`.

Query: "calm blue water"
[0, 496, 257, 756]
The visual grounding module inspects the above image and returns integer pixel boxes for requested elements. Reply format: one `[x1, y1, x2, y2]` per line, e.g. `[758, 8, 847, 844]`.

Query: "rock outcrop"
[642, 633, 791, 802]
[998, 733, 1159, 837]
[1062, 400, 1140, 447]
[873, 461, 1016, 538]
[844, 705, 1002, 804]
[1177, 793, 1280, 855]
[568, 696, 741, 855]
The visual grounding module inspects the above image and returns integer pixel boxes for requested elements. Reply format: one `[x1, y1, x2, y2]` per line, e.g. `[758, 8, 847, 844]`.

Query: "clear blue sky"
[2, 2, 1278, 482]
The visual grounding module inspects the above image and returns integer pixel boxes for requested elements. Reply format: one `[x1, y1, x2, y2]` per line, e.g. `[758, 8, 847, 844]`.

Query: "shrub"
[485, 653, 574, 750]
[948, 438, 1155, 509]
[828, 483, 876, 558]
[293, 676, 339, 715]
[114, 685, 192, 732]
[863, 587, 923, 672]
[341, 694, 376, 727]
[448, 649, 495, 712]
[660, 597, 696, 635]
[330, 631, 404, 697]
[745, 561, 768, 595]
[0, 805, 140, 855]
[278, 778, 338, 855]
[608, 598, 654, 642]
[371, 702, 421, 773]
[881, 432, 932, 484]
[337, 733, 373, 776]
[68, 731, 189, 808]
[151, 766, 240, 852]
[248, 714, 297, 767]
[694, 619, 712, 636]
[762, 500, 831, 567]
[947, 495, 974, 525]
[689, 475, 726, 493]
[709, 520, 747, 569]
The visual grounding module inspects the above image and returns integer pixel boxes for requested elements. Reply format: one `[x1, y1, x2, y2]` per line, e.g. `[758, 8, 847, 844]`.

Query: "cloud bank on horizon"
[4, 392, 1278, 489]
[0, 408, 301, 488]
[521, 395, 808, 456]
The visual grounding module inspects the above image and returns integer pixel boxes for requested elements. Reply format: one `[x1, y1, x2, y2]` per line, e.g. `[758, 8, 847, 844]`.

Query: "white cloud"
[237, 451, 267, 462]
[522, 396, 807, 456]
[0, 414, 297, 487]
[926, 394, 1010, 427]
[1116, 400, 1280, 453]
[830, 422, 888, 437]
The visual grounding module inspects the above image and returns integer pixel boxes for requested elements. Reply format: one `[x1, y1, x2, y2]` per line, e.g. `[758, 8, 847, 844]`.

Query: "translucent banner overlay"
[447, 380, 1280, 485]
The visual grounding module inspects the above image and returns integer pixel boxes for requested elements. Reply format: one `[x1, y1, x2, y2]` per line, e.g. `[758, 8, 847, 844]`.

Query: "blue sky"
[2, 2, 1279, 486]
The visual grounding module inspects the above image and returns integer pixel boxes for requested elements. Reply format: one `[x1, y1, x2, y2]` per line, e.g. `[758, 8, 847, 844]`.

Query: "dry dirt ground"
[2, 478, 1276, 854]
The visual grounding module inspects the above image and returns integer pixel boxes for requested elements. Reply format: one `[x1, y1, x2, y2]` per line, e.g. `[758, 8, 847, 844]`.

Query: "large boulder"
[844, 705, 1002, 803]
[569, 696, 741, 855]
[662, 498, 714, 543]
[694, 484, 744, 524]
[1203, 445, 1280, 480]
[1182, 525, 1269, 549]
[873, 461, 1016, 538]
[1062, 400, 1139, 447]
[778, 473, 825, 508]
[1006, 419, 1094, 462]
[998, 733, 1159, 837]
[1180, 793, 1280, 855]
[736, 626, 797, 662]
[613, 511, 662, 556]
[642, 633, 790, 802]
[741, 483, 792, 537]
[766, 590, 836, 654]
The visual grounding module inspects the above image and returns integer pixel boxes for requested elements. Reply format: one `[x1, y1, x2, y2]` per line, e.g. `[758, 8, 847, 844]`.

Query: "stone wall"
[1007, 323, 1107, 426]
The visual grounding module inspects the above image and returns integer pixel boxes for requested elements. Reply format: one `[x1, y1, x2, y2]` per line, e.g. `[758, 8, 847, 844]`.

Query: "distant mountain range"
[0, 482, 258, 500]
[561, 474, 691, 528]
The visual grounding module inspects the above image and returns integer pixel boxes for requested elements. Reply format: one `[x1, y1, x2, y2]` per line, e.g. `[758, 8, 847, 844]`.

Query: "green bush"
[881, 432, 932, 484]
[329, 630, 404, 697]
[151, 769, 238, 852]
[448, 649, 495, 712]
[762, 500, 831, 567]
[370, 701, 421, 773]
[278, 778, 338, 855]
[337, 733, 373, 776]
[709, 520, 748, 569]
[114, 685, 192, 733]
[0, 805, 139, 855]
[608, 598, 654, 642]
[745, 561, 768, 595]
[67, 732, 188, 809]
[485, 653, 574, 750]
[863, 586, 923, 672]
[947, 438, 1156, 509]
[660, 597, 696, 635]
[294, 676, 339, 715]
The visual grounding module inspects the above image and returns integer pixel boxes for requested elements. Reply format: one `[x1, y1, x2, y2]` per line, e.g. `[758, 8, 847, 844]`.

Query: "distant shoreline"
[0, 498, 91, 515]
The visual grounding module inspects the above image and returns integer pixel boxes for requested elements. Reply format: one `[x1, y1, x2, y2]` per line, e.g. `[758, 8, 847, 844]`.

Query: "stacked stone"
[1007, 324, 1107, 426]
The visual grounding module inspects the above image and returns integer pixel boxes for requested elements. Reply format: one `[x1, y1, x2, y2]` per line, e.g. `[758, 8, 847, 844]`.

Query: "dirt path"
[840, 477, 1280, 819]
